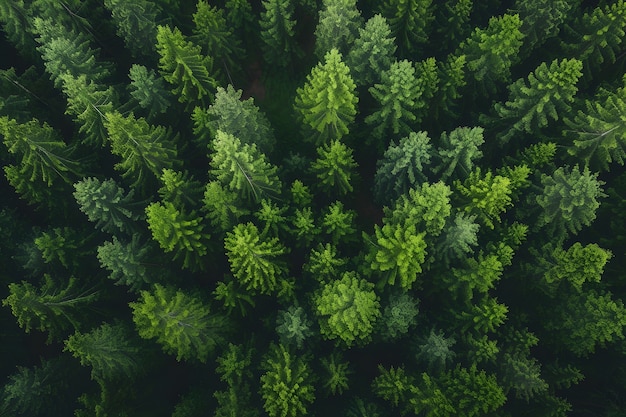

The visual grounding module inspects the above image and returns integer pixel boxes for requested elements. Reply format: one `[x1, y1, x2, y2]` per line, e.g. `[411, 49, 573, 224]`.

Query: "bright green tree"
[294, 48, 358, 145]
[130, 284, 229, 362]
[310, 139, 358, 196]
[128, 64, 173, 120]
[321, 201, 357, 244]
[454, 168, 513, 229]
[158, 168, 204, 210]
[289, 207, 320, 247]
[457, 13, 524, 95]
[564, 79, 626, 172]
[64, 322, 142, 382]
[202, 180, 250, 233]
[346, 14, 396, 87]
[259, 0, 301, 68]
[73, 177, 142, 234]
[212, 275, 256, 317]
[435, 126, 484, 181]
[145, 201, 209, 270]
[439, 364, 506, 417]
[303, 243, 348, 282]
[259, 343, 315, 417]
[105, 111, 179, 189]
[103, 0, 159, 59]
[2, 275, 98, 342]
[457, 296, 508, 334]
[0, 0, 38, 62]
[372, 365, 414, 408]
[209, 130, 281, 202]
[314, 0, 363, 58]
[535, 165, 605, 240]
[490, 58, 583, 143]
[373, 131, 433, 203]
[406, 373, 456, 417]
[224, 222, 288, 295]
[156, 25, 217, 106]
[381, 0, 434, 57]
[314, 271, 381, 346]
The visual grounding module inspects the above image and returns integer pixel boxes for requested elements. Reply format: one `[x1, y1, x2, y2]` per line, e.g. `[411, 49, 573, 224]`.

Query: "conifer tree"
[103, 0, 159, 60]
[432, 54, 466, 119]
[259, 343, 316, 417]
[314, 271, 381, 346]
[435, 126, 484, 181]
[156, 25, 217, 106]
[372, 365, 414, 408]
[209, 130, 281, 202]
[128, 65, 173, 120]
[224, 222, 288, 295]
[310, 139, 358, 196]
[439, 364, 506, 416]
[387, 181, 452, 236]
[434, 213, 480, 266]
[97, 236, 161, 292]
[513, 0, 575, 53]
[276, 306, 314, 349]
[303, 243, 348, 282]
[104, 111, 179, 189]
[321, 201, 357, 245]
[73, 177, 142, 234]
[212, 275, 257, 317]
[381, 0, 434, 57]
[373, 131, 433, 203]
[158, 169, 204, 210]
[314, 0, 363, 58]
[321, 352, 352, 395]
[202, 180, 250, 233]
[64, 322, 142, 382]
[130, 284, 229, 362]
[145, 201, 209, 270]
[378, 292, 419, 341]
[0, 1, 38, 62]
[434, 0, 473, 52]
[346, 14, 396, 87]
[457, 296, 508, 334]
[259, 0, 301, 68]
[415, 329, 456, 374]
[457, 13, 524, 95]
[489, 58, 583, 143]
[2, 275, 98, 342]
[294, 48, 358, 145]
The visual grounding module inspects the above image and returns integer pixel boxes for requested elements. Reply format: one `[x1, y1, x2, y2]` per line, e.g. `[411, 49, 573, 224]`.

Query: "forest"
[1, 0, 626, 416]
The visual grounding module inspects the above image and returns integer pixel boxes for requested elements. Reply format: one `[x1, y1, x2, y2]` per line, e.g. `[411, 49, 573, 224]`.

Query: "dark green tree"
[97, 236, 161, 292]
[372, 365, 414, 408]
[128, 64, 173, 120]
[321, 201, 357, 244]
[130, 284, 229, 362]
[320, 352, 352, 395]
[513, 0, 576, 53]
[294, 48, 358, 145]
[303, 243, 348, 282]
[346, 14, 396, 87]
[415, 329, 456, 373]
[212, 275, 256, 317]
[259, 0, 301, 68]
[434, 0, 473, 52]
[499, 352, 548, 401]
[158, 168, 204, 210]
[276, 305, 314, 349]
[259, 343, 316, 417]
[313, 271, 381, 346]
[314, 0, 363, 58]
[435, 126, 484, 181]
[103, 0, 159, 59]
[310, 139, 358, 196]
[378, 292, 419, 341]
[434, 213, 479, 266]
[202, 180, 250, 233]
[381, 0, 434, 57]
[0, 0, 38, 62]
[439, 364, 506, 416]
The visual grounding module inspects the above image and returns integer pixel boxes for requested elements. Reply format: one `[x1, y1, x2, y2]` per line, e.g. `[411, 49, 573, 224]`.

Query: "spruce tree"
[103, 0, 160, 60]
[382, 0, 434, 57]
[259, 0, 301, 68]
[128, 65, 173, 120]
[314, 0, 363, 58]
[310, 139, 358, 196]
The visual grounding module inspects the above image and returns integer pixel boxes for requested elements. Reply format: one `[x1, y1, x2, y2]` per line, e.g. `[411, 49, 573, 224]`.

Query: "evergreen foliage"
[320, 352, 352, 395]
[314, 0, 363, 58]
[259, 0, 301, 68]
[310, 139, 358, 196]
[379, 291, 419, 340]
[103, 0, 159, 59]
[435, 126, 484, 181]
[128, 64, 173, 120]
[276, 305, 314, 349]
[97, 236, 159, 292]
[381, 0, 434, 57]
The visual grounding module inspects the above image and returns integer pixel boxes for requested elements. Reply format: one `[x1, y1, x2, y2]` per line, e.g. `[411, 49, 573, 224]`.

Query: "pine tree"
[294, 48, 358, 145]
[130, 284, 229, 362]
[310, 139, 358, 196]
[97, 236, 161, 292]
[276, 306, 314, 349]
[224, 222, 288, 295]
[415, 329, 456, 373]
[439, 364, 506, 416]
[145, 201, 209, 270]
[500, 352, 548, 401]
[372, 365, 415, 408]
[103, 0, 160, 60]
[212, 275, 256, 316]
[104, 111, 179, 189]
[457, 296, 508, 333]
[432, 54, 466, 119]
[128, 65, 173, 120]
[303, 243, 348, 282]
[73, 177, 142, 234]
[489, 58, 583, 143]
[2, 275, 98, 342]
[434, 0, 473, 52]
[346, 14, 396, 87]
[378, 292, 419, 341]
[314, 271, 381, 346]
[259, 0, 301, 68]
[0, 0, 38, 62]
[202, 180, 250, 233]
[158, 169, 204, 210]
[434, 213, 480, 266]
[320, 352, 352, 395]
[209, 130, 281, 202]
[382, 0, 434, 57]
[156, 25, 217, 106]
[64, 322, 142, 382]
[513, 0, 576, 53]
[321, 201, 357, 245]
[259, 343, 315, 417]
[314, 0, 363, 58]
[373, 131, 433, 203]
[435, 126, 484, 181]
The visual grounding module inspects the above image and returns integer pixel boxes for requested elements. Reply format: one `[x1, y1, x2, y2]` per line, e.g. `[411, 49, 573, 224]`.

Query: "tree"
[381, 0, 434, 57]
[2, 275, 98, 342]
[457, 13, 524, 95]
[194, 84, 275, 153]
[310, 139, 358, 196]
[432, 54, 466, 119]
[373, 131, 433, 203]
[276, 306, 314, 349]
[365, 60, 423, 142]
[406, 373, 456, 417]
[73, 177, 142, 234]
[564, 79, 626, 172]
[224, 222, 288, 295]
[513, 0, 576, 53]
[314, 271, 381, 346]
[259, 343, 315, 417]
[145, 201, 209, 270]
[97, 236, 161, 292]
[0, 0, 38, 62]
[434, 213, 480, 266]
[372, 365, 414, 407]
[535, 165, 605, 240]
[434, 0, 473, 52]
[321, 201, 357, 244]
[346, 14, 396, 87]
[289, 207, 320, 247]
[128, 64, 173, 120]
[130, 284, 229, 362]
[321, 352, 352, 395]
[202, 180, 250, 233]
[294, 48, 358, 145]
[434, 126, 484, 181]
[439, 364, 506, 417]
[457, 296, 508, 334]
[489, 58, 583, 143]
[499, 352, 548, 401]
[61, 73, 118, 148]
[213, 344, 258, 417]
[454, 168, 513, 229]
[158, 168, 204, 210]
[415, 329, 456, 373]
[314, 0, 363, 58]
[103, 0, 159, 60]
[259, 0, 301, 68]
[367, 222, 428, 290]
[378, 292, 419, 341]
[156, 25, 217, 106]
[104, 111, 179, 189]
[212, 275, 256, 317]
[64, 322, 142, 382]
[303, 243, 348, 282]
[209, 130, 281, 202]
[448, 251, 504, 298]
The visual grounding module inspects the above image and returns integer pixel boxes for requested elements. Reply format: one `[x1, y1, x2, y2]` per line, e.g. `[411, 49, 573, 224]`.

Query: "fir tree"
[259, 0, 301, 68]
[321, 201, 357, 245]
[310, 139, 358, 196]
[378, 292, 419, 341]
[314, 0, 363, 58]
[276, 306, 314, 349]
[128, 64, 173, 120]
[97, 236, 161, 292]
[382, 0, 434, 57]
[435, 126, 484, 181]
[415, 329, 456, 373]
[103, 0, 159, 60]
[434, 213, 480, 266]
[372, 365, 415, 408]
[321, 352, 352, 395]
[202, 180, 250, 233]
